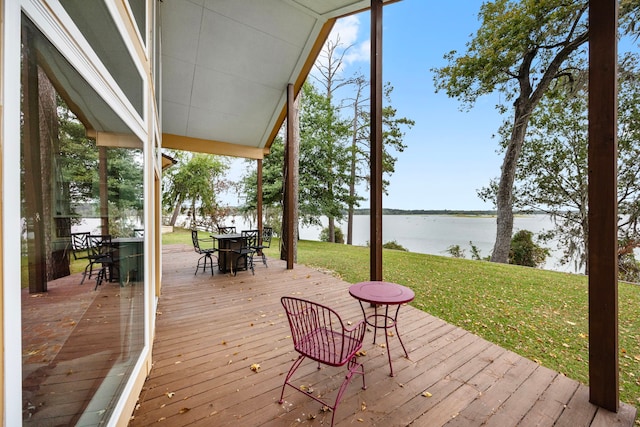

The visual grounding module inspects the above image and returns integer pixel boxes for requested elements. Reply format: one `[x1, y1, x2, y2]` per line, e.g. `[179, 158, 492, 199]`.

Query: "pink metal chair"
[279, 297, 366, 426]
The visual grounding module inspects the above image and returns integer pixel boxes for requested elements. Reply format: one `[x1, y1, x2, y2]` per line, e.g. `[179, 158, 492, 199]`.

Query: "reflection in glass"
[21, 17, 145, 426]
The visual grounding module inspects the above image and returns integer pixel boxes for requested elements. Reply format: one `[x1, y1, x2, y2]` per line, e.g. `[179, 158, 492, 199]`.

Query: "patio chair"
[133, 228, 144, 238]
[279, 297, 366, 426]
[69, 232, 92, 284]
[232, 229, 258, 275]
[216, 226, 236, 235]
[191, 229, 217, 275]
[251, 226, 273, 267]
[88, 234, 117, 290]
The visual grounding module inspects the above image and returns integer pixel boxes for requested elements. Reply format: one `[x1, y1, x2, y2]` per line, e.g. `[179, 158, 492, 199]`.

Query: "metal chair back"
[70, 232, 91, 260]
[217, 226, 236, 234]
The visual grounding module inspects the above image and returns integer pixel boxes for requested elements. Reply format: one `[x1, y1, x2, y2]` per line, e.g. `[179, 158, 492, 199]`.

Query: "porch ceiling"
[160, 0, 397, 159]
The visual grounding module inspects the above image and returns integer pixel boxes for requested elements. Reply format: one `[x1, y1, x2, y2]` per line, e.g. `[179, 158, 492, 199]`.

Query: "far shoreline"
[349, 209, 548, 216]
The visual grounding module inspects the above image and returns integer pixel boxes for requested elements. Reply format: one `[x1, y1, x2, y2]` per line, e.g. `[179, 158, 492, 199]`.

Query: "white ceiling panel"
[161, 56, 195, 106]
[162, 101, 191, 135]
[196, 9, 307, 89]
[161, 0, 396, 155]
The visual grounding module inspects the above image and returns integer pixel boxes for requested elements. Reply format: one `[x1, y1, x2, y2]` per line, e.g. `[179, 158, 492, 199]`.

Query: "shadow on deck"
[128, 244, 637, 426]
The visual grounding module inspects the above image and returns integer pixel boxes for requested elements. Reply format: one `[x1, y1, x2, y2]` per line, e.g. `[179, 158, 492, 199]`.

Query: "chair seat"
[296, 327, 363, 367]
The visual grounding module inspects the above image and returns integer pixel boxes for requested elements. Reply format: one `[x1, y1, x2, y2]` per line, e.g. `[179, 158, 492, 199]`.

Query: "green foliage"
[509, 230, 549, 268]
[469, 241, 488, 260]
[494, 53, 640, 276]
[432, 0, 589, 110]
[299, 82, 352, 224]
[319, 226, 344, 244]
[57, 99, 143, 228]
[162, 152, 230, 226]
[382, 240, 408, 251]
[446, 244, 465, 258]
[618, 251, 640, 284]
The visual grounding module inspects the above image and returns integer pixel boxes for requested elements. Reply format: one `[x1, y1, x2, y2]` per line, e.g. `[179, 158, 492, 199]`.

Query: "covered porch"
[128, 245, 636, 426]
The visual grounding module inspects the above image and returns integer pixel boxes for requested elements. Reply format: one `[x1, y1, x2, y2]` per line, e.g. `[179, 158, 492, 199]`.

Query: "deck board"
[128, 245, 637, 426]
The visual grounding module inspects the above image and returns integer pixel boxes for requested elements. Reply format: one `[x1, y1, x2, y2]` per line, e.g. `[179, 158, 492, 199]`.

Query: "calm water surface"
[297, 214, 577, 274]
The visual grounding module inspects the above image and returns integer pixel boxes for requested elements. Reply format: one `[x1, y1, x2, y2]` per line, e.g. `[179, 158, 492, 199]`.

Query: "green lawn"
[164, 228, 640, 411]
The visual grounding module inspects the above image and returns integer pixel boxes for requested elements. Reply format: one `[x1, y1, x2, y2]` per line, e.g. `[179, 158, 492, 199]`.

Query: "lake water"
[222, 214, 579, 274]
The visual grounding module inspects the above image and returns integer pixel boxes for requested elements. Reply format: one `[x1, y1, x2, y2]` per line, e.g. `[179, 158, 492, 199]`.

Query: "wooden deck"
[128, 244, 637, 426]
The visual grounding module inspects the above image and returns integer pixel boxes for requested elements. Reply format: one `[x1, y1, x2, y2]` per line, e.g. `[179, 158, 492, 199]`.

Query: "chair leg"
[94, 267, 106, 290]
[278, 354, 364, 427]
[80, 261, 94, 285]
[195, 253, 214, 275]
[279, 355, 305, 404]
[233, 254, 244, 276]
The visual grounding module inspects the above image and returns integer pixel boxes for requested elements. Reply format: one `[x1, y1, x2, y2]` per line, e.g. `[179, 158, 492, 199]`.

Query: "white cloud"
[327, 15, 370, 66]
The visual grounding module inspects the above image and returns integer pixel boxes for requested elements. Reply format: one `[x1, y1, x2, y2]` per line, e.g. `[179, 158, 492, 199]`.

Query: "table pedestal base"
[358, 302, 409, 377]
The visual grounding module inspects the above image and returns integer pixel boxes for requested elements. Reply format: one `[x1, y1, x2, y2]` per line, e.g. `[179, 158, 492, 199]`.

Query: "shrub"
[446, 244, 465, 258]
[383, 240, 408, 251]
[319, 227, 344, 243]
[509, 230, 549, 268]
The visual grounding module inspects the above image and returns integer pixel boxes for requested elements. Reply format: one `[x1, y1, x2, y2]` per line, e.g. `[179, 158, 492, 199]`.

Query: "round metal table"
[349, 281, 415, 376]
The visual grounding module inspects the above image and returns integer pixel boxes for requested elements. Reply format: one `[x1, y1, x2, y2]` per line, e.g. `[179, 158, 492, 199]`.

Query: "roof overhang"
[160, 0, 399, 158]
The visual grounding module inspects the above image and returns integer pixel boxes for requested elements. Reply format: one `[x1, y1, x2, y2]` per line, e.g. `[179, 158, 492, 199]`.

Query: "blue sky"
[344, 0, 503, 210]
[225, 0, 505, 210]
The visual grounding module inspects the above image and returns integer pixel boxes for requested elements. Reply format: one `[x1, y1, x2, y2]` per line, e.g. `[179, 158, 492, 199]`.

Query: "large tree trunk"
[169, 195, 184, 226]
[491, 112, 528, 263]
[347, 102, 358, 245]
[38, 67, 62, 280]
[490, 32, 587, 262]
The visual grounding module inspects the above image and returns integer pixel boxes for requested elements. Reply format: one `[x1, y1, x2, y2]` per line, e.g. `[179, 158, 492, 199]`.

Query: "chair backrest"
[217, 226, 236, 234]
[70, 232, 90, 260]
[261, 227, 273, 248]
[241, 229, 259, 249]
[281, 296, 364, 366]
[191, 229, 203, 253]
[87, 234, 113, 258]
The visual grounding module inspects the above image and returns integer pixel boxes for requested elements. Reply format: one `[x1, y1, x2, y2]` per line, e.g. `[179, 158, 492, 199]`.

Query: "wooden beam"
[370, 0, 383, 281]
[95, 131, 142, 149]
[283, 84, 295, 269]
[588, 0, 619, 412]
[162, 133, 267, 159]
[257, 158, 263, 238]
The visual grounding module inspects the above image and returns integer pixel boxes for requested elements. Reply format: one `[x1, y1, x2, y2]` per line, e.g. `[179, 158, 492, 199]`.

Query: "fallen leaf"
[361, 401, 367, 411]
[179, 407, 190, 414]
[422, 391, 432, 397]
[250, 363, 261, 372]
[166, 392, 175, 398]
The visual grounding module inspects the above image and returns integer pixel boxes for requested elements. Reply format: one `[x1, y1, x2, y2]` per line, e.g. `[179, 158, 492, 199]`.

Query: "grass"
[164, 228, 640, 412]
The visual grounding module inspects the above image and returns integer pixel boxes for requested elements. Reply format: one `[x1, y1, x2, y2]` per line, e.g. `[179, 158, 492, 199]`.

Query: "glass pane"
[60, 0, 144, 117]
[21, 17, 145, 426]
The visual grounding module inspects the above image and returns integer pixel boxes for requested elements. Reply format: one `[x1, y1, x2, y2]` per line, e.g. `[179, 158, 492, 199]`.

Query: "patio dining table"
[211, 233, 242, 273]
